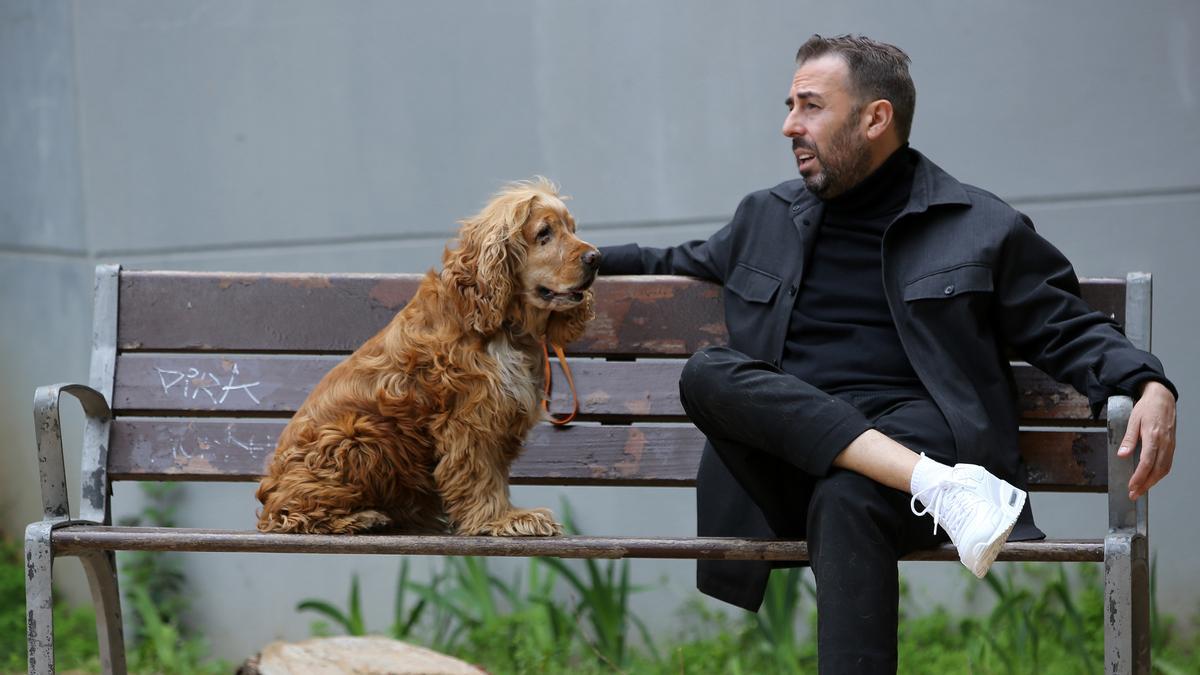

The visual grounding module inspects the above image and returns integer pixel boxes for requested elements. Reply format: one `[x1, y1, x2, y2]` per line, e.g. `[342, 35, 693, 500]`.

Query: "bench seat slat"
[116, 272, 1126, 355]
[113, 353, 1098, 423]
[108, 418, 1108, 490]
[49, 525, 1103, 562]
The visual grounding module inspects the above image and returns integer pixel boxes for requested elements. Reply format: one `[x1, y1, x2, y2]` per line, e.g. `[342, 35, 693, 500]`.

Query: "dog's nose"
[581, 248, 601, 270]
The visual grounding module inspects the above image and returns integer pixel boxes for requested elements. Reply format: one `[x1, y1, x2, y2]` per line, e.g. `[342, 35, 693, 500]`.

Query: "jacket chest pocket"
[903, 263, 993, 301]
[726, 262, 781, 304]
[724, 263, 782, 357]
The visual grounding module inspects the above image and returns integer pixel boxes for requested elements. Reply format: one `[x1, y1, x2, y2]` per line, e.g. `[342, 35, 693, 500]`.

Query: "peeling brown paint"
[641, 339, 686, 352]
[216, 276, 260, 289]
[634, 285, 678, 300]
[623, 397, 651, 416]
[614, 428, 646, 477]
[584, 391, 611, 409]
[1071, 433, 1099, 484]
[282, 276, 334, 289]
[368, 281, 414, 310]
[180, 455, 218, 473]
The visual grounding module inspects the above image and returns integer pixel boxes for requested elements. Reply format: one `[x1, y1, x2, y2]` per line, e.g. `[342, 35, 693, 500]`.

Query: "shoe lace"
[910, 476, 986, 537]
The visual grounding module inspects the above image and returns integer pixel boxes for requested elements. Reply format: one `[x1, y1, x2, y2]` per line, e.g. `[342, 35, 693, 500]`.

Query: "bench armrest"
[33, 383, 111, 523]
[1105, 395, 1145, 536]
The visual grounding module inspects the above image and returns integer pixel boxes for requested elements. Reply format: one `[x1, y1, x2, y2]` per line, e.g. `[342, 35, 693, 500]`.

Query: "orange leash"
[542, 341, 579, 425]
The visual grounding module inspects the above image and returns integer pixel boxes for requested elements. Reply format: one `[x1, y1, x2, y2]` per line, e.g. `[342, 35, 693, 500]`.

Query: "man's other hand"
[1119, 380, 1177, 500]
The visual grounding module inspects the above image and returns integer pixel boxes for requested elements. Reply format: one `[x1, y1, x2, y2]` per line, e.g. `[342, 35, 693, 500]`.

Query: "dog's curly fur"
[255, 178, 597, 536]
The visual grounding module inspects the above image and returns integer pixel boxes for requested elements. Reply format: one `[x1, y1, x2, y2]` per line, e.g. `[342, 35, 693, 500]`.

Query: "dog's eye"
[536, 225, 552, 245]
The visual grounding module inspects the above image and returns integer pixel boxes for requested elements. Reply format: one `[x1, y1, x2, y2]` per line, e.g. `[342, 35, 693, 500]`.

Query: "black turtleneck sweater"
[782, 146, 925, 394]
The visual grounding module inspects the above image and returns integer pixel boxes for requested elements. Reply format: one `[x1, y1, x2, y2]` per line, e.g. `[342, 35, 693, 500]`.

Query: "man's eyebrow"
[786, 90, 821, 106]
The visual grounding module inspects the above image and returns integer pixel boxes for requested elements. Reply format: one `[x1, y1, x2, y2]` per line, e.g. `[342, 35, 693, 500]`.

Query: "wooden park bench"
[26, 265, 1154, 674]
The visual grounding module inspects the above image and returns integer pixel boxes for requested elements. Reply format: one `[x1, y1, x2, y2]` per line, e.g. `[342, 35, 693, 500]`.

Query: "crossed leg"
[679, 346, 1019, 674]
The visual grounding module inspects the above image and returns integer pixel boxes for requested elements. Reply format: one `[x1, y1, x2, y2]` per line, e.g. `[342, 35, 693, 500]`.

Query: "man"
[598, 35, 1177, 672]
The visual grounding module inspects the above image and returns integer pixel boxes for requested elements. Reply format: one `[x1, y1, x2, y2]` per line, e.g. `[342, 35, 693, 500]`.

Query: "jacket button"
[791, 205, 801, 213]
[943, 285, 955, 295]
[789, 285, 798, 296]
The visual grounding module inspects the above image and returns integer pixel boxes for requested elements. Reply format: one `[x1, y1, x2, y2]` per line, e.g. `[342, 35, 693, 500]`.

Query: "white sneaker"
[910, 464, 1026, 578]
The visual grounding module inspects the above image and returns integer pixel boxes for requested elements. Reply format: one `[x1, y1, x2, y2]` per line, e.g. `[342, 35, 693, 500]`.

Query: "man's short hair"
[795, 34, 916, 143]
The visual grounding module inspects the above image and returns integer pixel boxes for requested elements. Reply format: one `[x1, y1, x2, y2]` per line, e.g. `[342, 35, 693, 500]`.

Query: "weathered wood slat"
[113, 353, 1098, 423]
[1011, 364, 1094, 421]
[111, 354, 691, 419]
[107, 421, 704, 486]
[107, 418, 1107, 490]
[117, 273, 727, 356]
[49, 525, 1104, 562]
[1020, 431, 1107, 489]
[116, 272, 1125, 354]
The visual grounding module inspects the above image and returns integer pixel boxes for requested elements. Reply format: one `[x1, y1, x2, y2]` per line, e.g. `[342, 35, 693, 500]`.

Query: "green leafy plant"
[535, 499, 658, 668]
[407, 556, 506, 651]
[298, 555, 580, 672]
[298, 573, 368, 637]
[116, 483, 228, 674]
[298, 559, 431, 641]
[423, 556, 578, 671]
[747, 566, 816, 673]
[293, 498, 662, 671]
[289, 510, 1200, 675]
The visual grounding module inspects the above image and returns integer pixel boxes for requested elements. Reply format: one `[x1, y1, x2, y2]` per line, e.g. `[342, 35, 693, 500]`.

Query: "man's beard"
[795, 112, 874, 199]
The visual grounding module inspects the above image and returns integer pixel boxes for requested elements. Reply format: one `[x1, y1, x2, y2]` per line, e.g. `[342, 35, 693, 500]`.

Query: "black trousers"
[679, 347, 956, 674]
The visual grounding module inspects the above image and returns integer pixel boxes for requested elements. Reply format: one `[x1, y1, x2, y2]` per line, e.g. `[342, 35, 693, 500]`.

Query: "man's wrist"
[1137, 379, 1170, 398]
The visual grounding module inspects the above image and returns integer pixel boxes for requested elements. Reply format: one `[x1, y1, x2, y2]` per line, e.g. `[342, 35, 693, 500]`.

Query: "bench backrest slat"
[117, 272, 728, 356]
[107, 418, 1106, 490]
[113, 353, 1096, 423]
[103, 271, 1127, 493]
[116, 271, 1127, 356]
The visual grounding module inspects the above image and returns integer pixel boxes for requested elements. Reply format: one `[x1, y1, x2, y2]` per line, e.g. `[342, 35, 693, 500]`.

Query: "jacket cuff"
[1086, 358, 1178, 418]
[597, 243, 645, 275]
[1119, 372, 1178, 401]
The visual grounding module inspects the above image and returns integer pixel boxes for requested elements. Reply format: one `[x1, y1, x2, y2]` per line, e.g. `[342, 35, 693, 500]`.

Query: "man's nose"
[581, 248, 601, 270]
[782, 111, 805, 138]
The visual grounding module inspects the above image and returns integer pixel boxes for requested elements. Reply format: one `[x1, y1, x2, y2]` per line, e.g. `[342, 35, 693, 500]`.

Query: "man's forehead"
[790, 54, 850, 96]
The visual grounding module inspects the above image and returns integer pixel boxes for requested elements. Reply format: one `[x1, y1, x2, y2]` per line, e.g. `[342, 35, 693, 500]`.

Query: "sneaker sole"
[969, 484, 1027, 578]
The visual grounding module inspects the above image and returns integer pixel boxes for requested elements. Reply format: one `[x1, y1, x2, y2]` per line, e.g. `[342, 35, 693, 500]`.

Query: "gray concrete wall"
[2, 0, 1197, 662]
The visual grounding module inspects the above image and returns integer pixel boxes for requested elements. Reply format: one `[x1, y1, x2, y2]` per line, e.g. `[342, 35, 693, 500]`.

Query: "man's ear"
[864, 99, 895, 141]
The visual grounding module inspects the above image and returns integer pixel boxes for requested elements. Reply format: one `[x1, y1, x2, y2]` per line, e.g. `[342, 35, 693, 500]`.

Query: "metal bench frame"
[25, 264, 1153, 674]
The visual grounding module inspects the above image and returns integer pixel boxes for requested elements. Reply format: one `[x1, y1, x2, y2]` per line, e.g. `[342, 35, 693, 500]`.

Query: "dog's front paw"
[483, 507, 562, 537]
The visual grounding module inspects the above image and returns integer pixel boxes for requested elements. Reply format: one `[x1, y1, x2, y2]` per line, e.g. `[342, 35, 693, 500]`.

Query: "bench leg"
[25, 522, 56, 675]
[1105, 531, 1150, 674]
[80, 551, 127, 674]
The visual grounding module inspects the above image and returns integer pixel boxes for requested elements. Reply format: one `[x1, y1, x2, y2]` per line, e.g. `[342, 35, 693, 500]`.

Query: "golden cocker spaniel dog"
[255, 178, 598, 536]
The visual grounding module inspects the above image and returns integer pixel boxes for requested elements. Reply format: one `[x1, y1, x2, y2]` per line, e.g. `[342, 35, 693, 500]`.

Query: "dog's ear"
[545, 290, 595, 346]
[443, 190, 535, 334]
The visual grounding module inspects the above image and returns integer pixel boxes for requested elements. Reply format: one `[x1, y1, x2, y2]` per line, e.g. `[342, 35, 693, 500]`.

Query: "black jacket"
[599, 149, 1175, 610]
